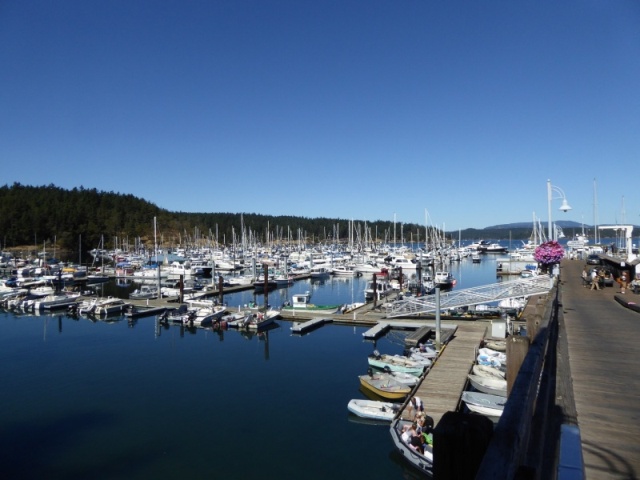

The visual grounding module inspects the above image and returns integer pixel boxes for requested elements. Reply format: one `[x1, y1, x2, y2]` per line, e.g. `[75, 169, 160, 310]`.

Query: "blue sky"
[1, 0, 638, 230]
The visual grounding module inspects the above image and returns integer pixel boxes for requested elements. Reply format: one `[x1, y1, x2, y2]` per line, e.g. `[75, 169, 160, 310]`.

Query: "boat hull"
[358, 374, 411, 400]
[347, 399, 397, 421]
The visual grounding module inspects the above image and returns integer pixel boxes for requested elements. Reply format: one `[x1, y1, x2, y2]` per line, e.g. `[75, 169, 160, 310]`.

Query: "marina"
[1, 241, 639, 479]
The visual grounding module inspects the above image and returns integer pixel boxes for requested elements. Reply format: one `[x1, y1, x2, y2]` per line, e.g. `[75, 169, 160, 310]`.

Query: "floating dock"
[361, 320, 458, 341]
[124, 306, 167, 318]
[290, 317, 333, 333]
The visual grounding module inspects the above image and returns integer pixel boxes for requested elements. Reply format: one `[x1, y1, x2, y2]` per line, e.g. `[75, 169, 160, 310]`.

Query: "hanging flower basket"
[534, 241, 565, 273]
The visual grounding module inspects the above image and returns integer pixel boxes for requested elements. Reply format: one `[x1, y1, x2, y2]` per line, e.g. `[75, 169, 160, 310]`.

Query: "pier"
[398, 322, 486, 426]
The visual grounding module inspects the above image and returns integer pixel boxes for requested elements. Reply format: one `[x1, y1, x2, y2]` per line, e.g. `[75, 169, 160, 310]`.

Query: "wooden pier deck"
[399, 322, 487, 426]
[558, 259, 640, 479]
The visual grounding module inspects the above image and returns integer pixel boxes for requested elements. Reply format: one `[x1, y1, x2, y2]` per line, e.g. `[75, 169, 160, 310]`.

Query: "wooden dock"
[399, 322, 487, 426]
[290, 317, 332, 333]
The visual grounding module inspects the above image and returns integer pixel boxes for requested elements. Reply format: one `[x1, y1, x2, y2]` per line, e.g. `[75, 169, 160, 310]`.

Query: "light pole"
[547, 179, 572, 241]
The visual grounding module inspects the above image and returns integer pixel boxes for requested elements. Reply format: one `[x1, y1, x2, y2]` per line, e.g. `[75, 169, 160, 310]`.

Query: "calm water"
[0, 253, 511, 480]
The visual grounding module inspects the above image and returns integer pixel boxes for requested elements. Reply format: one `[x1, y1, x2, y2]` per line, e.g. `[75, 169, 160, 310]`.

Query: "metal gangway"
[385, 275, 554, 318]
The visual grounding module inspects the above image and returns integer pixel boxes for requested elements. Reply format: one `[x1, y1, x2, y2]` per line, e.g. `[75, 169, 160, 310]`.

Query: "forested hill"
[0, 183, 535, 254]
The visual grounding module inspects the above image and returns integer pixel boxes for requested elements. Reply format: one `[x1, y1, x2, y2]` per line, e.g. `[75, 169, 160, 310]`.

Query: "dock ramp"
[386, 276, 553, 318]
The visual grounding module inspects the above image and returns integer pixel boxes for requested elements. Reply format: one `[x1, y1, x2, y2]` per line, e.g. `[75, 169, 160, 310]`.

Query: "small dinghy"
[359, 372, 412, 400]
[347, 399, 399, 421]
[368, 351, 426, 376]
[468, 374, 507, 397]
[472, 364, 506, 380]
[461, 391, 506, 417]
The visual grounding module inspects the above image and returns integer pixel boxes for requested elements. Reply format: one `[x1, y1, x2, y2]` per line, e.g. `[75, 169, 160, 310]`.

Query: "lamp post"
[547, 179, 572, 241]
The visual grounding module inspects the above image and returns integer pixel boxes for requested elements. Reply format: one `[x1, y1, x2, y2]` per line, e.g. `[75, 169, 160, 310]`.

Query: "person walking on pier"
[590, 269, 600, 290]
[620, 271, 628, 294]
[408, 396, 424, 418]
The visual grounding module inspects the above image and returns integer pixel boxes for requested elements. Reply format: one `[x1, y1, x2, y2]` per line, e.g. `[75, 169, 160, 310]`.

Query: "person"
[401, 424, 412, 444]
[408, 396, 424, 417]
[590, 269, 600, 290]
[581, 268, 589, 287]
[407, 423, 424, 454]
[620, 271, 628, 294]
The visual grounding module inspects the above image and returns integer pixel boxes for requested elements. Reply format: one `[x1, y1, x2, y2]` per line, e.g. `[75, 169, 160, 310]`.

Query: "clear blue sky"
[1, 1, 638, 230]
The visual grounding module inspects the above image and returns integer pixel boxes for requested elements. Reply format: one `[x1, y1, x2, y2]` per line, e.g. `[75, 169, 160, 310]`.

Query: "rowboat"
[369, 367, 418, 387]
[461, 391, 506, 417]
[467, 373, 507, 397]
[367, 352, 425, 377]
[347, 399, 399, 421]
[358, 372, 412, 400]
[472, 364, 506, 380]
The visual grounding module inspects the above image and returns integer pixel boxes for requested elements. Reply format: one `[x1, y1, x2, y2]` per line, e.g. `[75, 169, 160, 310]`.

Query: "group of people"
[400, 396, 433, 455]
[582, 267, 631, 294]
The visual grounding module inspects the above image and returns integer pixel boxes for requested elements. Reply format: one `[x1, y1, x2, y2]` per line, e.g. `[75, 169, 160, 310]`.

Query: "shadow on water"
[0, 410, 163, 480]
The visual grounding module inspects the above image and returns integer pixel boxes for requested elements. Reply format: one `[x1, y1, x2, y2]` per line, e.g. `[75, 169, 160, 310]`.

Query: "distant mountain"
[487, 221, 586, 230]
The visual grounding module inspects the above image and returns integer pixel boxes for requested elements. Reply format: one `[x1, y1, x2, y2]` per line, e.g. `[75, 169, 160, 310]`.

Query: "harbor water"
[1, 250, 516, 479]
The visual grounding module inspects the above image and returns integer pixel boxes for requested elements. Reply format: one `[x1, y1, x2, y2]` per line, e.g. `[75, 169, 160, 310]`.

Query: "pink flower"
[534, 241, 565, 265]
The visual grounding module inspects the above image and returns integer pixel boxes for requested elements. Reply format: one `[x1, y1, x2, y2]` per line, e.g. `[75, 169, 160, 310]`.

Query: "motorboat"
[389, 418, 433, 476]
[363, 278, 393, 302]
[434, 271, 456, 290]
[32, 292, 81, 311]
[93, 297, 130, 316]
[129, 285, 159, 299]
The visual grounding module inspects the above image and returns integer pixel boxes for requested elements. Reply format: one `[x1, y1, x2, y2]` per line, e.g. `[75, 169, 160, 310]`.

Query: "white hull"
[347, 399, 397, 421]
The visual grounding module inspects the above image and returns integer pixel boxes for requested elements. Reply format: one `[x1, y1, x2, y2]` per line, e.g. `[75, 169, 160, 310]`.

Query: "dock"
[290, 317, 333, 333]
[124, 305, 167, 318]
[398, 322, 487, 426]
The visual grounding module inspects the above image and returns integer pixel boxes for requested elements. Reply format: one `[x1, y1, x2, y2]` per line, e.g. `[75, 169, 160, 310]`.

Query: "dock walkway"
[559, 259, 640, 479]
[399, 322, 487, 426]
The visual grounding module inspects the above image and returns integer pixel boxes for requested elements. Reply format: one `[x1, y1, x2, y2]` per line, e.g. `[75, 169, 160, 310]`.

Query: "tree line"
[0, 183, 532, 257]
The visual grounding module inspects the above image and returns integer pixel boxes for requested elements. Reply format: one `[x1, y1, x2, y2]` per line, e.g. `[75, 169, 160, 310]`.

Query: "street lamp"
[547, 179, 572, 241]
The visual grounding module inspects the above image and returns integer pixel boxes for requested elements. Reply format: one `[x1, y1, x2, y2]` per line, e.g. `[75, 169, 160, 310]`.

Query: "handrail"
[475, 282, 557, 478]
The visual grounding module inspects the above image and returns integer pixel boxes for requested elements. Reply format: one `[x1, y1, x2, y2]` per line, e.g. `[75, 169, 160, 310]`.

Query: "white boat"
[272, 273, 294, 286]
[386, 256, 418, 270]
[467, 373, 507, 397]
[330, 265, 358, 276]
[290, 291, 312, 308]
[347, 399, 399, 421]
[408, 343, 438, 359]
[406, 352, 433, 368]
[353, 261, 385, 275]
[364, 278, 393, 302]
[461, 391, 506, 417]
[434, 271, 456, 290]
[226, 274, 254, 287]
[472, 364, 506, 380]
[129, 285, 159, 299]
[477, 347, 507, 365]
[309, 265, 331, 278]
[33, 292, 81, 311]
[160, 279, 195, 297]
[189, 305, 227, 326]
[93, 297, 130, 316]
[368, 352, 425, 376]
[234, 308, 280, 330]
